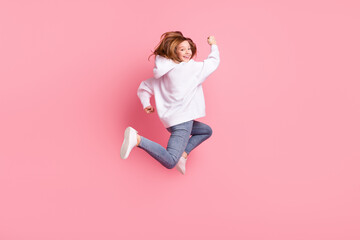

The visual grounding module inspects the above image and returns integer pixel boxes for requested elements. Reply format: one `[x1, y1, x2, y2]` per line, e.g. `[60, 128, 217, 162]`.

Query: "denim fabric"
[138, 120, 212, 169]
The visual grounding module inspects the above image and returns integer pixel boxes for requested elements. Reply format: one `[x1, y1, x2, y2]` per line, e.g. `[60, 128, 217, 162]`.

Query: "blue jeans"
[138, 120, 212, 169]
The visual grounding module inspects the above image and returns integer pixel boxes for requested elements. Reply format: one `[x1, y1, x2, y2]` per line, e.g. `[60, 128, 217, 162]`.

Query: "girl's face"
[176, 40, 192, 62]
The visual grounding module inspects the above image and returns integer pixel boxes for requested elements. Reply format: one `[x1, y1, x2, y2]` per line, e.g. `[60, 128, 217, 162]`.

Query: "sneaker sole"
[120, 127, 137, 159]
[175, 163, 185, 175]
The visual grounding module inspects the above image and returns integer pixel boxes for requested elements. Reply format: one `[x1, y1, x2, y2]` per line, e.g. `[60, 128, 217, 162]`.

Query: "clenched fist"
[207, 36, 217, 45]
[144, 105, 155, 114]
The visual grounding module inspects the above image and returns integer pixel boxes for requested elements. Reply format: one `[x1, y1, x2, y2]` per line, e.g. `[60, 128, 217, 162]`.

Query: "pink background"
[1, 0, 359, 239]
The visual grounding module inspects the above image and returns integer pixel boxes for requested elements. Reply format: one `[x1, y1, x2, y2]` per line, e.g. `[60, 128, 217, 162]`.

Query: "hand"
[207, 36, 217, 45]
[144, 105, 155, 114]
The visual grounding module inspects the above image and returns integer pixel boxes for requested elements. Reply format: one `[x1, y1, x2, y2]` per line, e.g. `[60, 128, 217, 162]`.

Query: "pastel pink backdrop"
[1, 0, 359, 239]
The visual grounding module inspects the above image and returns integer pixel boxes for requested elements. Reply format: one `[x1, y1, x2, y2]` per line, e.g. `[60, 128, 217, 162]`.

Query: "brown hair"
[149, 31, 197, 62]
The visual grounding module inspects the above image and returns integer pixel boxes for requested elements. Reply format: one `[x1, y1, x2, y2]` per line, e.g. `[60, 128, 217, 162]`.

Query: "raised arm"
[200, 36, 220, 82]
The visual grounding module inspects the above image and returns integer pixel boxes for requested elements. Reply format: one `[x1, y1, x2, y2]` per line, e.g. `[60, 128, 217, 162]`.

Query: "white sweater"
[137, 44, 220, 128]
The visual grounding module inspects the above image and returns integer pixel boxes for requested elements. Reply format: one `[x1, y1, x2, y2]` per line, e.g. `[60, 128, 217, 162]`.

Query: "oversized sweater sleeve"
[199, 44, 220, 83]
[137, 78, 154, 109]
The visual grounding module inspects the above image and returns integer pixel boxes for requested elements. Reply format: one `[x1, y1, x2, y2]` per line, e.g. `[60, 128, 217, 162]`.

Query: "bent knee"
[165, 162, 177, 169]
[164, 156, 179, 169]
[206, 126, 213, 138]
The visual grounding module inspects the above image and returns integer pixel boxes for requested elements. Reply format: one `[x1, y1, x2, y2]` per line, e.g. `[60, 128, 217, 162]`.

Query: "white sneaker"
[120, 127, 138, 159]
[175, 156, 187, 175]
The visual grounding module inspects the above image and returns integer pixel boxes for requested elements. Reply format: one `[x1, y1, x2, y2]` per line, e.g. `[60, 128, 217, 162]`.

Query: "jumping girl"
[120, 31, 220, 175]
